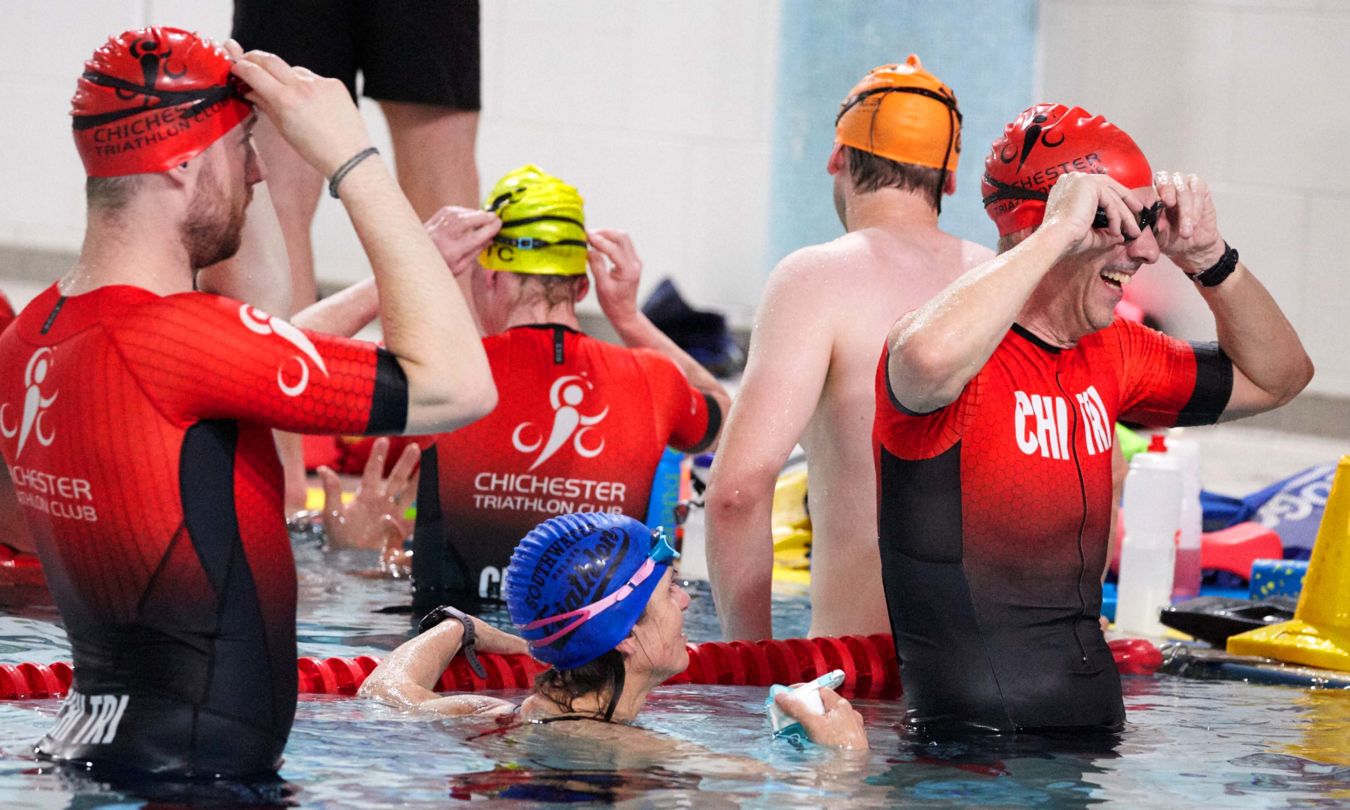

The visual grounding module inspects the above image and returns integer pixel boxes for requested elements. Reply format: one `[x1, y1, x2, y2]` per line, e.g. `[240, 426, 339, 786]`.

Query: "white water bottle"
[1117, 446, 1182, 636]
[1165, 434, 1203, 599]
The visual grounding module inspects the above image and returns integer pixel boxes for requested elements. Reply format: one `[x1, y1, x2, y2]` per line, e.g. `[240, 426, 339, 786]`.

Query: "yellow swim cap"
[835, 55, 962, 174]
[480, 165, 588, 276]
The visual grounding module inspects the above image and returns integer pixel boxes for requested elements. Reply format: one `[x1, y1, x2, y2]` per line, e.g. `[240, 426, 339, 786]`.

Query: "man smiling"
[875, 104, 1312, 732]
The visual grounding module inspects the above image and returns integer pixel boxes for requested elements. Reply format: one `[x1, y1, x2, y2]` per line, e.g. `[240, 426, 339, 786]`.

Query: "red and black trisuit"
[0, 284, 407, 776]
[412, 324, 717, 611]
[874, 320, 1232, 732]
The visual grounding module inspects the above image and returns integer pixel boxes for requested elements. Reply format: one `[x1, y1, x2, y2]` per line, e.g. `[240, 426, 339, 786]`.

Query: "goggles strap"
[523, 558, 658, 648]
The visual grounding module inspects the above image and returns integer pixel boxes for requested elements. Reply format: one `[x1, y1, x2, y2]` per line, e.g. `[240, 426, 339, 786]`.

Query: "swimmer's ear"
[164, 161, 194, 191]
[943, 170, 957, 196]
[826, 143, 848, 176]
[572, 274, 589, 304]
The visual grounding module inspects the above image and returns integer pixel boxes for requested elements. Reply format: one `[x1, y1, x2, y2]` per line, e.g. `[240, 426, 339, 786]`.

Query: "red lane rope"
[1, 636, 1160, 700]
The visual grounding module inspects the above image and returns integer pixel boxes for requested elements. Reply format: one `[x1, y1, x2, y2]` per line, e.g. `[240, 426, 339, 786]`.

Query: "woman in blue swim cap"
[360, 512, 866, 748]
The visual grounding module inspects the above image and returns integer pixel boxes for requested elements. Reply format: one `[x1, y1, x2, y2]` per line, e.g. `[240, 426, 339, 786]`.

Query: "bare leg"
[251, 114, 325, 316]
[380, 101, 482, 328]
[251, 115, 326, 513]
[380, 102, 480, 214]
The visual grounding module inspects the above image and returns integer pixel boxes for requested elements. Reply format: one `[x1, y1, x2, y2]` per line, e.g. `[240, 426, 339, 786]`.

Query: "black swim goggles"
[72, 71, 247, 131]
[484, 192, 588, 250]
[836, 84, 962, 214]
[982, 174, 1164, 236]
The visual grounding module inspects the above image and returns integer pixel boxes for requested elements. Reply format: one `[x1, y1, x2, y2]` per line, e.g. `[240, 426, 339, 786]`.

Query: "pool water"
[2, 540, 1349, 807]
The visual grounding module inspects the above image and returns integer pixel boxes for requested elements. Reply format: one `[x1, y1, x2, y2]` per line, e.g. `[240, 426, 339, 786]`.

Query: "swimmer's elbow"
[1279, 354, 1315, 407]
[705, 472, 773, 525]
[887, 335, 962, 413]
[405, 374, 498, 434]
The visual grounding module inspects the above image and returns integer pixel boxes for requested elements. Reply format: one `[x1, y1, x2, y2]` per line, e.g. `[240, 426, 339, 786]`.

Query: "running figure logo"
[238, 305, 330, 397]
[512, 375, 609, 471]
[1, 349, 60, 459]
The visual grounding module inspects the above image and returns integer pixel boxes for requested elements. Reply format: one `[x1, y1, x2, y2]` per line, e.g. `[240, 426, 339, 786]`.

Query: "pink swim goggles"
[522, 527, 679, 649]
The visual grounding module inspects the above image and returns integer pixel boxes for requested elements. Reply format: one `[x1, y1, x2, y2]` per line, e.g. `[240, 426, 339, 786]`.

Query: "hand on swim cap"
[426, 206, 502, 277]
[587, 229, 644, 324]
[1152, 170, 1226, 273]
[230, 51, 372, 178]
[774, 687, 869, 750]
[1041, 172, 1143, 254]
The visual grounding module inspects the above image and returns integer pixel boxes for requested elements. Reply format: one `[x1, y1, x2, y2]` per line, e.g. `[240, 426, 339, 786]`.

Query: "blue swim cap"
[505, 513, 676, 670]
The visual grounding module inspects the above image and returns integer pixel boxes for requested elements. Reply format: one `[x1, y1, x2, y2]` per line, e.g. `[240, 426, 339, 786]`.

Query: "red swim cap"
[71, 27, 252, 177]
[982, 104, 1152, 237]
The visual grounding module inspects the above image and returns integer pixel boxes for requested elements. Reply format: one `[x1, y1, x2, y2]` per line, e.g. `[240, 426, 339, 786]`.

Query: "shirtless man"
[705, 56, 991, 639]
[0, 29, 493, 776]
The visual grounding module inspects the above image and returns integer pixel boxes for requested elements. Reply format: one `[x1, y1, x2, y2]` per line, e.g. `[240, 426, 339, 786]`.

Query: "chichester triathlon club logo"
[1, 349, 59, 459]
[512, 374, 609, 471]
[239, 305, 329, 397]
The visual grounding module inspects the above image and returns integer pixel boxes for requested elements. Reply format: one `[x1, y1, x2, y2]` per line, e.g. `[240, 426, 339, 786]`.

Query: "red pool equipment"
[4, 634, 1160, 700]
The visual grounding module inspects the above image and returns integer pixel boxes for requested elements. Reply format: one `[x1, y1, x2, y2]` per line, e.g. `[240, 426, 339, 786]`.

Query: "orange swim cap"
[71, 27, 252, 177]
[982, 104, 1152, 237]
[835, 55, 962, 175]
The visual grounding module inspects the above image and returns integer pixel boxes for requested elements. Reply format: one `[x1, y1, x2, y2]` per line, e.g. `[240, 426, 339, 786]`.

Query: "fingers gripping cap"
[835, 55, 962, 173]
[71, 27, 252, 177]
[480, 165, 588, 276]
[982, 104, 1153, 237]
[506, 513, 670, 670]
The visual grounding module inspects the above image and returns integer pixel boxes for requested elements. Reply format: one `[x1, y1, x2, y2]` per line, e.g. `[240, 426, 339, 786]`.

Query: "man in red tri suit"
[876, 104, 1312, 733]
[0, 28, 494, 777]
[409, 165, 729, 611]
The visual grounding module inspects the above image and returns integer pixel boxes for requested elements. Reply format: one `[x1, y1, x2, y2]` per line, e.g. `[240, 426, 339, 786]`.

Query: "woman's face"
[626, 569, 691, 679]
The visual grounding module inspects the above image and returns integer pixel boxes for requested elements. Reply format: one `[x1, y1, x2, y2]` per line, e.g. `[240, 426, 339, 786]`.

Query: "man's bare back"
[799, 228, 990, 636]
[707, 196, 991, 639]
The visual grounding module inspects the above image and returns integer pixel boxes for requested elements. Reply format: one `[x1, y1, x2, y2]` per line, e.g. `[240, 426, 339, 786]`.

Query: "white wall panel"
[0, 2, 781, 326]
[1041, 0, 1349, 396]
[1301, 196, 1350, 395]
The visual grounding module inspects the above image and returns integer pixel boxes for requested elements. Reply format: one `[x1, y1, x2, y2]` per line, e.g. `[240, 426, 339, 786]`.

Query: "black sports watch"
[418, 605, 487, 678]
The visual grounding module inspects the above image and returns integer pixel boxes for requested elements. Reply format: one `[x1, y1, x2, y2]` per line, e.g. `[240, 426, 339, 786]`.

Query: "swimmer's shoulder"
[763, 239, 860, 295]
[958, 236, 996, 269]
[110, 290, 301, 342]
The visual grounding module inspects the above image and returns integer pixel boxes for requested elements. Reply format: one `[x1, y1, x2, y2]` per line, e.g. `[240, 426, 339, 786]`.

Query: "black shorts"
[231, 0, 481, 110]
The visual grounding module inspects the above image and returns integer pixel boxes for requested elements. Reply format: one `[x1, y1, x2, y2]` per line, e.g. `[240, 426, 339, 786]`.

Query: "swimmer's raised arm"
[231, 51, 495, 434]
[198, 180, 293, 317]
[1149, 171, 1312, 419]
[886, 173, 1142, 413]
[705, 251, 833, 641]
[587, 229, 731, 438]
[289, 205, 501, 338]
[290, 278, 379, 337]
[359, 611, 526, 716]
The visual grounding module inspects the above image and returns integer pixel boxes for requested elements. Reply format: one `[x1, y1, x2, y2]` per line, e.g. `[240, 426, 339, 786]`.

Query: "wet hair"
[533, 649, 627, 722]
[845, 145, 945, 208]
[997, 226, 1035, 255]
[515, 273, 585, 309]
[86, 174, 145, 212]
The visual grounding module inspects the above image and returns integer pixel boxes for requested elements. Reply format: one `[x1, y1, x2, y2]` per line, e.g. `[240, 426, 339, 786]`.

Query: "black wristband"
[1189, 242, 1238, 288]
[328, 146, 379, 199]
[417, 605, 487, 678]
